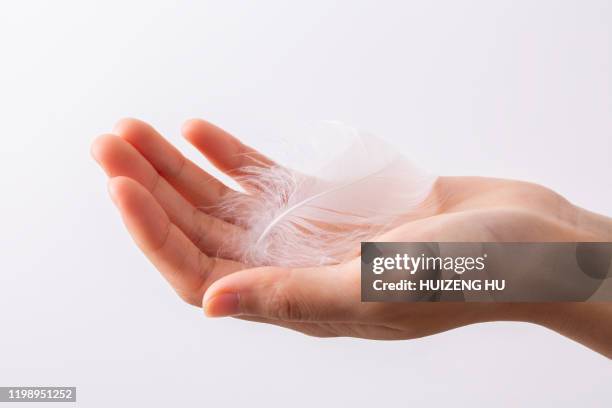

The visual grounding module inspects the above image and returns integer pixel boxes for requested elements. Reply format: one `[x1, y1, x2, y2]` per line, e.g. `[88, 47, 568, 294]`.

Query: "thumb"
[202, 261, 361, 322]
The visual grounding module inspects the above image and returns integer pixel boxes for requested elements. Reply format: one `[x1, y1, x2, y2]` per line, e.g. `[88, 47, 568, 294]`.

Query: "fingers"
[202, 260, 362, 322]
[182, 118, 275, 178]
[108, 176, 244, 305]
[92, 134, 242, 256]
[113, 118, 230, 207]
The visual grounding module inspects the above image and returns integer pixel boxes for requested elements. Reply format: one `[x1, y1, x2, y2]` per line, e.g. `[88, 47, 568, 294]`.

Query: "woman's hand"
[92, 118, 612, 357]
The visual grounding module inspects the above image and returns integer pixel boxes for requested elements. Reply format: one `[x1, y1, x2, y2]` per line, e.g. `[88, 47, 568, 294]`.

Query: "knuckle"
[151, 221, 172, 254]
[149, 172, 162, 196]
[198, 252, 216, 282]
[190, 208, 211, 250]
[165, 154, 187, 180]
[266, 283, 305, 321]
[175, 289, 201, 307]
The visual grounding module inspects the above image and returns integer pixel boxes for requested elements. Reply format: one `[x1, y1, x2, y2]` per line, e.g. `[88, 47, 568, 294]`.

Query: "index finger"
[182, 119, 275, 178]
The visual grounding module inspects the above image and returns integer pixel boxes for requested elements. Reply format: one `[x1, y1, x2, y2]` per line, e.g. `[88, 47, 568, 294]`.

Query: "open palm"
[92, 118, 610, 347]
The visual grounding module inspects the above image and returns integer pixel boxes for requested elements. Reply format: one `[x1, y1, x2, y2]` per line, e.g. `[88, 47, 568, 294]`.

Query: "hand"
[92, 119, 612, 357]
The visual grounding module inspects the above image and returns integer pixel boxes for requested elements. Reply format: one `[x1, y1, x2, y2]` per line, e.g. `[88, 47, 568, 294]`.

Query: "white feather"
[212, 124, 437, 267]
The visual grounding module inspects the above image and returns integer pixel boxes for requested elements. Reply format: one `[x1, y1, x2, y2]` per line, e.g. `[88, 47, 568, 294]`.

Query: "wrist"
[529, 303, 612, 358]
[573, 207, 612, 242]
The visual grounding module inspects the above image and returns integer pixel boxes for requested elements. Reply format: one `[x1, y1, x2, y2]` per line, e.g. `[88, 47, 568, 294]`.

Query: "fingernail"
[204, 293, 240, 317]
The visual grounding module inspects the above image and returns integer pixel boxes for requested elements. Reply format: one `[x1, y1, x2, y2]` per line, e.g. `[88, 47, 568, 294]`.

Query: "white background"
[0, 1, 610, 407]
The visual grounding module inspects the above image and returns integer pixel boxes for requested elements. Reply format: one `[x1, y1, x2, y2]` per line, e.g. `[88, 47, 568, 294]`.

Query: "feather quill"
[212, 123, 437, 267]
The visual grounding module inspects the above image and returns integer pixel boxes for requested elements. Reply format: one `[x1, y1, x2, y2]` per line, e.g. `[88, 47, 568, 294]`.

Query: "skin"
[91, 118, 612, 358]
